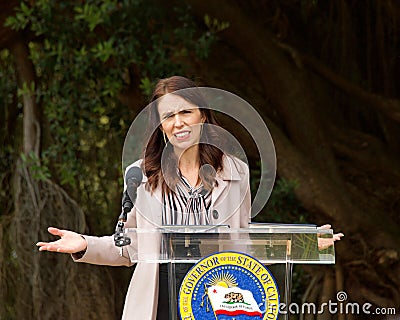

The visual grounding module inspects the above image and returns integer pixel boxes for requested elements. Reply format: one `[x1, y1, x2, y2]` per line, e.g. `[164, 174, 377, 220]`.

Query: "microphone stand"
[113, 166, 142, 247]
[114, 190, 133, 247]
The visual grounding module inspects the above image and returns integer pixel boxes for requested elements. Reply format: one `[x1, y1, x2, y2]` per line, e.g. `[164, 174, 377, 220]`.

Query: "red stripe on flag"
[215, 309, 263, 318]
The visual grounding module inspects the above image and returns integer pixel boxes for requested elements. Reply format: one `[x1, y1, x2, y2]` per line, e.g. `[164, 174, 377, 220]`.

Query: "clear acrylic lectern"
[124, 224, 335, 320]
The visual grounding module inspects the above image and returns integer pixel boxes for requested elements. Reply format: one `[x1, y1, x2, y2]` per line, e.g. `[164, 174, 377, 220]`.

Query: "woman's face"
[157, 94, 205, 152]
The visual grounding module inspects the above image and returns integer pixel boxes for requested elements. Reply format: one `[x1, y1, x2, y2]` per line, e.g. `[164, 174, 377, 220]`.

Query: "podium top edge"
[124, 226, 333, 235]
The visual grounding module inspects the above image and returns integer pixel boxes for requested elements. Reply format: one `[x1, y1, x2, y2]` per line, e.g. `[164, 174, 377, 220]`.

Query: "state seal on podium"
[179, 251, 280, 319]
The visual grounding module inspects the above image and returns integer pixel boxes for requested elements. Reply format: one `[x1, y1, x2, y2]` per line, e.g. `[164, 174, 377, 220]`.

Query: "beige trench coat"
[74, 155, 251, 319]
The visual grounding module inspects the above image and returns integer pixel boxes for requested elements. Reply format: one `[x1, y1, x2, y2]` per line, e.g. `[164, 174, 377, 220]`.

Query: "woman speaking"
[36, 76, 252, 319]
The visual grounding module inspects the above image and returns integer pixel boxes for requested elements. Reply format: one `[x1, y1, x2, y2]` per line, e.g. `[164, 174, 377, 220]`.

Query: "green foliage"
[261, 178, 308, 223]
[20, 152, 51, 181]
[204, 14, 230, 33]
[0, 50, 19, 218]
[0, 49, 18, 119]
[4, 0, 219, 232]
[251, 161, 308, 223]
[139, 76, 154, 97]
[4, 2, 33, 30]
[0, 49, 18, 117]
[17, 81, 35, 97]
[74, 2, 115, 32]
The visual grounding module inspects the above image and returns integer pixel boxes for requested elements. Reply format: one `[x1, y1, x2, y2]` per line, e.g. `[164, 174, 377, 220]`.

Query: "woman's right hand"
[36, 227, 87, 254]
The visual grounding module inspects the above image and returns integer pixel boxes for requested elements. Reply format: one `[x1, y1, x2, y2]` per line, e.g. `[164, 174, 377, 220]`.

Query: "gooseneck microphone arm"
[114, 166, 143, 247]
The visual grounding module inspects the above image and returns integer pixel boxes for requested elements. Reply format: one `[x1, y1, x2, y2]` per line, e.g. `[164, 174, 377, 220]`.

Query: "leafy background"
[1, 0, 399, 319]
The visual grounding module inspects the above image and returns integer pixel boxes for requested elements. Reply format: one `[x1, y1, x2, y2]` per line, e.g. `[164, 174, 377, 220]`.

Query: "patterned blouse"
[161, 174, 212, 226]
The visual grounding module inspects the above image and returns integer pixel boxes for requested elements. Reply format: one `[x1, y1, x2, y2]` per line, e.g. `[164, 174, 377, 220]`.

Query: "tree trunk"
[3, 33, 124, 319]
[10, 36, 40, 156]
[186, 0, 400, 308]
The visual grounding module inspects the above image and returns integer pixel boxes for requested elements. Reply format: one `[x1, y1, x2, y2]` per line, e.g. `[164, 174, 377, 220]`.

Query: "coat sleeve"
[72, 206, 138, 267]
[240, 162, 251, 228]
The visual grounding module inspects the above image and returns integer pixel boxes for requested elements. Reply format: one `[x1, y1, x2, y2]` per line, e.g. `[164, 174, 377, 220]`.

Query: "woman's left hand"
[317, 224, 344, 250]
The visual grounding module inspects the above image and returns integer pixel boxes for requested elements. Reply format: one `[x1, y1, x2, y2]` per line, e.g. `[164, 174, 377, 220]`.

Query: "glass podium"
[123, 224, 335, 319]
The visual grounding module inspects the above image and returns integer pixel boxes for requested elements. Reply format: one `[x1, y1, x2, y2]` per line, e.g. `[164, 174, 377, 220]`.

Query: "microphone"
[125, 166, 143, 206]
[114, 166, 143, 247]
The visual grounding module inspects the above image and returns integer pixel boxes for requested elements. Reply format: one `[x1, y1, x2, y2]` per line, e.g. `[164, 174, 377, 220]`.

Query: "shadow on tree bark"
[0, 161, 126, 319]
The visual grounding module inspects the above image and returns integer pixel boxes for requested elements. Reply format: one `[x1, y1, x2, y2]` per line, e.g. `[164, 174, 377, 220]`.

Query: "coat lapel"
[212, 156, 243, 205]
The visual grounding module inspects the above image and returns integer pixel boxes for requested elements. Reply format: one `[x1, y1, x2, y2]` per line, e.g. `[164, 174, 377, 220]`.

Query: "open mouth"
[174, 131, 190, 139]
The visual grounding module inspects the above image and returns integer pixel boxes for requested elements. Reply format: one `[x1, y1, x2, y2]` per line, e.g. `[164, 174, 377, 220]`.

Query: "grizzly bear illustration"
[224, 292, 244, 303]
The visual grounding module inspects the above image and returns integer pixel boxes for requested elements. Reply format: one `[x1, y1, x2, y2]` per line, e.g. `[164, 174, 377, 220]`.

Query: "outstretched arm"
[36, 207, 137, 267]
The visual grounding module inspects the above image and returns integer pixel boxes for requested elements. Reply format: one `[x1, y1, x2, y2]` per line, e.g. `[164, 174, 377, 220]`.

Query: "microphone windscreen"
[125, 166, 143, 190]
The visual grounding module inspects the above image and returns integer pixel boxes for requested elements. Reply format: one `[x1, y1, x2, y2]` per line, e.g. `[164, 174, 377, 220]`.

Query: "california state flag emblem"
[208, 285, 263, 317]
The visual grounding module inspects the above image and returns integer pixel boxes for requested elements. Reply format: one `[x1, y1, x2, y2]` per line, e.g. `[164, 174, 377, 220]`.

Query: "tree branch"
[301, 53, 400, 123]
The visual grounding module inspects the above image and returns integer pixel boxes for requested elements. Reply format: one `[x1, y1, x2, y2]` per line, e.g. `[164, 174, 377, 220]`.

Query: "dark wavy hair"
[142, 76, 224, 193]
